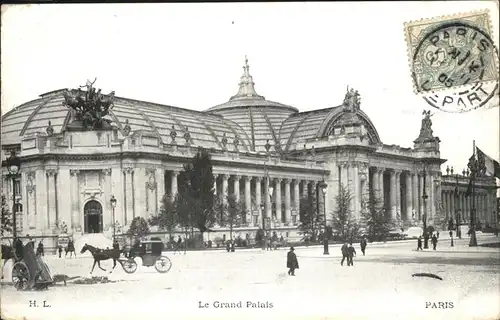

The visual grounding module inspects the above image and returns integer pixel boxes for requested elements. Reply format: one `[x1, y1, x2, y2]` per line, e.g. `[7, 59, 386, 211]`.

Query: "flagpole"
[470, 140, 478, 246]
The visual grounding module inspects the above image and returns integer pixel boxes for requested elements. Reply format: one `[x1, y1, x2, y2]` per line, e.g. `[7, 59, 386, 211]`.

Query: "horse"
[80, 244, 121, 274]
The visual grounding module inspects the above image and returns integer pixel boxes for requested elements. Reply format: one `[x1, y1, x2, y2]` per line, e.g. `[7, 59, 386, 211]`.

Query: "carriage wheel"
[154, 256, 172, 273]
[121, 259, 138, 274]
[12, 262, 32, 291]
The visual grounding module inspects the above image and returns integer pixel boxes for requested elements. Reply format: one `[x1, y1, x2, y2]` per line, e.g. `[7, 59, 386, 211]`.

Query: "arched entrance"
[84, 200, 103, 233]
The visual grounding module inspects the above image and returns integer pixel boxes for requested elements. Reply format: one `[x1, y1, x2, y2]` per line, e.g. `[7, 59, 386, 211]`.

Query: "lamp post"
[422, 166, 429, 249]
[319, 181, 328, 255]
[110, 195, 117, 241]
[6, 151, 21, 238]
[267, 184, 274, 250]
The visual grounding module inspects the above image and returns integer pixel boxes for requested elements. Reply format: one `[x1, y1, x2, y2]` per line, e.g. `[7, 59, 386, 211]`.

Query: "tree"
[148, 195, 178, 241]
[361, 188, 392, 242]
[127, 217, 150, 238]
[298, 190, 323, 242]
[176, 148, 217, 240]
[332, 184, 360, 242]
[1, 195, 13, 236]
[223, 194, 244, 241]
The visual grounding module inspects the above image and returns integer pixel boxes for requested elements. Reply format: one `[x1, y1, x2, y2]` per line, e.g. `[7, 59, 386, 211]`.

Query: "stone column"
[294, 179, 300, 224]
[429, 173, 435, 219]
[222, 174, 229, 205]
[274, 178, 282, 221]
[110, 167, 124, 227]
[353, 164, 360, 218]
[213, 174, 218, 196]
[450, 190, 456, 222]
[46, 169, 57, 229]
[170, 171, 178, 199]
[284, 179, 291, 225]
[412, 172, 418, 218]
[395, 170, 401, 220]
[25, 172, 36, 230]
[405, 172, 412, 221]
[244, 176, 251, 224]
[255, 177, 262, 226]
[124, 167, 135, 225]
[156, 169, 165, 203]
[265, 177, 271, 220]
[102, 168, 112, 226]
[35, 170, 47, 231]
[378, 168, 385, 203]
[443, 191, 450, 221]
[233, 175, 240, 202]
[302, 180, 309, 199]
[390, 170, 397, 220]
[419, 173, 424, 220]
[70, 170, 81, 230]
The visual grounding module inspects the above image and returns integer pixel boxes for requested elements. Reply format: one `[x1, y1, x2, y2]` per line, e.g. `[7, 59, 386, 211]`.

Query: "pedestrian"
[58, 245, 63, 258]
[37, 241, 44, 257]
[360, 237, 367, 256]
[286, 246, 299, 276]
[347, 243, 356, 266]
[66, 239, 76, 258]
[340, 242, 348, 266]
[417, 236, 423, 251]
[113, 240, 120, 250]
[431, 234, 438, 250]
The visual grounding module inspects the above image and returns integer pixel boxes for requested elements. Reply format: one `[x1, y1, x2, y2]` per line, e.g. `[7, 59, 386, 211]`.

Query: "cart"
[121, 239, 172, 274]
[12, 242, 53, 290]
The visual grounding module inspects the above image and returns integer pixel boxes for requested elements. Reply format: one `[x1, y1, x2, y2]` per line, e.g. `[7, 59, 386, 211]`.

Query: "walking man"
[340, 242, 348, 266]
[431, 234, 438, 250]
[417, 236, 423, 251]
[347, 243, 356, 266]
[360, 237, 367, 256]
[36, 241, 44, 257]
[287, 247, 299, 276]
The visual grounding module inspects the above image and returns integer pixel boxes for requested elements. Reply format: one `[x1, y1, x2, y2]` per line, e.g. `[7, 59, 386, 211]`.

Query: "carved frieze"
[70, 169, 80, 176]
[102, 168, 112, 175]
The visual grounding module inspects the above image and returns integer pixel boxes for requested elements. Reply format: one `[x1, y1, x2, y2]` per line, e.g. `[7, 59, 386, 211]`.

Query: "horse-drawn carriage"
[121, 239, 172, 274]
[11, 242, 53, 290]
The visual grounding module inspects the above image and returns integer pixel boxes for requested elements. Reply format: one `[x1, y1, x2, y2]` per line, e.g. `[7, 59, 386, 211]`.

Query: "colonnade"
[165, 170, 324, 227]
[441, 190, 496, 224]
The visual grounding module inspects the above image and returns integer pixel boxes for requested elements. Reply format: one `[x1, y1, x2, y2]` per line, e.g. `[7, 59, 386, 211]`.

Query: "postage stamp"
[404, 10, 499, 97]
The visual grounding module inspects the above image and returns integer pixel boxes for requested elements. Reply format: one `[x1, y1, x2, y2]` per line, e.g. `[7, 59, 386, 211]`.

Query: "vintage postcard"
[1, 2, 499, 320]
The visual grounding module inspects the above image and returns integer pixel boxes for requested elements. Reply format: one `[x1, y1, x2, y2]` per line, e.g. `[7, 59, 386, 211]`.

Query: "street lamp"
[422, 166, 429, 249]
[110, 195, 117, 241]
[319, 181, 328, 255]
[267, 184, 274, 250]
[6, 151, 21, 238]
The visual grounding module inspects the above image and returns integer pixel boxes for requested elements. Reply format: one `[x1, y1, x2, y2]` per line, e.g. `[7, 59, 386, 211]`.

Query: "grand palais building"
[1, 58, 497, 249]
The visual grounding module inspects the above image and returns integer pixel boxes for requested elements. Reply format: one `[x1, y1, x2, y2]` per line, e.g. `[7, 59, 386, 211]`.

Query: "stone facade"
[1, 58, 497, 241]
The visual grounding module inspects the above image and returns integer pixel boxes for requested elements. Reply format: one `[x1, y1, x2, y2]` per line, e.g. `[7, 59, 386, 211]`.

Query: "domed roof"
[207, 57, 298, 113]
[1, 88, 252, 152]
[207, 57, 298, 153]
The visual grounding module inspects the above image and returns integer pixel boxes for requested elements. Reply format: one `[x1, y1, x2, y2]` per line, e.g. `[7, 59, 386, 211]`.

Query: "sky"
[1, 2, 499, 174]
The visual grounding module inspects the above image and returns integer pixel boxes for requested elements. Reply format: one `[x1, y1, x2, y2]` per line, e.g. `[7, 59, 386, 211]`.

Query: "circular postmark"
[412, 21, 499, 112]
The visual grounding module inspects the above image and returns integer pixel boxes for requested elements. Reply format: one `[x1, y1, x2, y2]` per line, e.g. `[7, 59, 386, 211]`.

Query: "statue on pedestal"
[342, 86, 361, 112]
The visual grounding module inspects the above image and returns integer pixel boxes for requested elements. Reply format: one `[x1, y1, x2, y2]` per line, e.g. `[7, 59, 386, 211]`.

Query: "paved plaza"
[1, 235, 499, 320]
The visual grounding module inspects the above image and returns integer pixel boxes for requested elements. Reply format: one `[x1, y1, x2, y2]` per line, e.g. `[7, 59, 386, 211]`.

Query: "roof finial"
[230, 56, 265, 101]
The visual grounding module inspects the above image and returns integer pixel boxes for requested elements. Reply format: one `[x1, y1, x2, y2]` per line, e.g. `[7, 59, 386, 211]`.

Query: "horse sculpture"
[80, 244, 121, 274]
